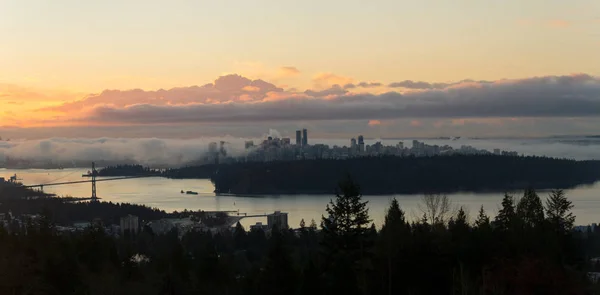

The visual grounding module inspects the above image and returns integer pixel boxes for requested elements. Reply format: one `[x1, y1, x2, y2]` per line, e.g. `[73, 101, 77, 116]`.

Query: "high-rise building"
[296, 130, 302, 145]
[302, 129, 308, 146]
[351, 138, 357, 149]
[267, 211, 289, 229]
[358, 135, 364, 145]
[244, 141, 254, 150]
[282, 138, 291, 145]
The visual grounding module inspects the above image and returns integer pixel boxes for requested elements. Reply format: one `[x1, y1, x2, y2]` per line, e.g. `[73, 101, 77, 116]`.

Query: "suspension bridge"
[22, 162, 157, 202]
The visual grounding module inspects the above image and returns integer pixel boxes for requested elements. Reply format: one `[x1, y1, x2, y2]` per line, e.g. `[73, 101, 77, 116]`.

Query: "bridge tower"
[91, 161, 98, 202]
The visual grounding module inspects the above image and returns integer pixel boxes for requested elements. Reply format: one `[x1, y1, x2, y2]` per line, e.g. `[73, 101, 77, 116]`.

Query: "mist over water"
[0, 135, 599, 168]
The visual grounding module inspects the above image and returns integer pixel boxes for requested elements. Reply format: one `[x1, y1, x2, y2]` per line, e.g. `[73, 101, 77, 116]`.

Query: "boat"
[186, 191, 198, 195]
[180, 190, 184, 194]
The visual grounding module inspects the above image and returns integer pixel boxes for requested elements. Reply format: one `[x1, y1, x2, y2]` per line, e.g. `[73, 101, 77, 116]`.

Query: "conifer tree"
[320, 176, 371, 295]
[517, 188, 545, 227]
[474, 206, 490, 229]
[545, 189, 575, 233]
[495, 193, 516, 231]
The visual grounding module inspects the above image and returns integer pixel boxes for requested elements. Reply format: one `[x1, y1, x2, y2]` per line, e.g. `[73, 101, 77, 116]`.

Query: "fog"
[0, 137, 251, 168]
[0, 135, 599, 168]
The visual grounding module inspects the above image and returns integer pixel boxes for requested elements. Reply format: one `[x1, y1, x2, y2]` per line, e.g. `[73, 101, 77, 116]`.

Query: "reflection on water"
[2, 168, 600, 228]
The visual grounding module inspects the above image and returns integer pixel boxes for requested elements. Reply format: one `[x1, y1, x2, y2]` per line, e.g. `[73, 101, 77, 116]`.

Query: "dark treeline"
[211, 155, 600, 194]
[2, 178, 600, 294]
[0, 184, 167, 225]
[97, 164, 216, 179]
[96, 165, 162, 177]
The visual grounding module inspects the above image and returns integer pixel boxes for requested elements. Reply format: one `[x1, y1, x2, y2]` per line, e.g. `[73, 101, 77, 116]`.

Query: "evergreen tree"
[309, 219, 317, 232]
[379, 198, 410, 295]
[474, 205, 490, 229]
[517, 188, 545, 227]
[495, 193, 516, 231]
[299, 218, 306, 230]
[320, 176, 371, 295]
[545, 189, 575, 233]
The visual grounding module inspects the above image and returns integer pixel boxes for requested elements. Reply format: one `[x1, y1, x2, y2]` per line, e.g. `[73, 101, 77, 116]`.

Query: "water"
[2, 168, 600, 228]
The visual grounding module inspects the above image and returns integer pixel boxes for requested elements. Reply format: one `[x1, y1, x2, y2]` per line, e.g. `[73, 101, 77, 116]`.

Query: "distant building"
[250, 222, 268, 231]
[267, 211, 289, 229]
[296, 130, 302, 146]
[358, 135, 364, 145]
[412, 140, 419, 149]
[350, 138, 357, 150]
[120, 215, 139, 235]
[208, 142, 218, 154]
[282, 138, 291, 145]
[493, 148, 501, 155]
[302, 129, 308, 146]
[245, 141, 254, 150]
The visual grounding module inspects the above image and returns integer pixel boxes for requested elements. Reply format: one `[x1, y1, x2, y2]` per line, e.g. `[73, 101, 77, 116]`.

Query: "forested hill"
[210, 155, 600, 195]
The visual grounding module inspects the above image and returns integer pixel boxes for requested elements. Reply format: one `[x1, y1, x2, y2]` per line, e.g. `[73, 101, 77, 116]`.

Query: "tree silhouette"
[545, 189, 575, 233]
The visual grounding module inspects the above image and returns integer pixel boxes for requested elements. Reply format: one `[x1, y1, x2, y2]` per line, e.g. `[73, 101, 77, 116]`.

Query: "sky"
[1, 0, 599, 139]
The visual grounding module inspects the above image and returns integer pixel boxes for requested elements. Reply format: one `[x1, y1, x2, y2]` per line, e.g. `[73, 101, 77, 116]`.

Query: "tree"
[419, 194, 453, 225]
[474, 206, 490, 229]
[517, 188, 545, 228]
[299, 218, 306, 230]
[379, 198, 410, 295]
[309, 219, 317, 231]
[495, 193, 516, 231]
[545, 189, 575, 233]
[321, 176, 371, 240]
[320, 176, 371, 295]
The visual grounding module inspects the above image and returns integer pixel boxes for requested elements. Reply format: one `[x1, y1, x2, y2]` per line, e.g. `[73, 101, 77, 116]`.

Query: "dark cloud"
[76, 74, 600, 125]
[357, 82, 383, 88]
[388, 79, 492, 89]
[304, 84, 347, 97]
[388, 80, 448, 89]
[343, 83, 356, 89]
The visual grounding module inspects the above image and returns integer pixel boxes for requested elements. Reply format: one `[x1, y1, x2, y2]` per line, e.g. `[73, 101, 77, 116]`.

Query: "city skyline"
[1, 0, 600, 138]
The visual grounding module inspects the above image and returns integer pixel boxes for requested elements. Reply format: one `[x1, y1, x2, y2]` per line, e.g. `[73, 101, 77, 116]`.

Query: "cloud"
[388, 80, 455, 89]
[42, 74, 284, 113]
[279, 66, 300, 76]
[312, 73, 354, 90]
[357, 82, 383, 88]
[304, 84, 347, 97]
[39, 74, 600, 127]
[368, 120, 381, 126]
[0, 137, 251, 167]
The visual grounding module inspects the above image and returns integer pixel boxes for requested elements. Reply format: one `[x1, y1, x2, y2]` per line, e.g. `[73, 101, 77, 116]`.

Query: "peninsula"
[99, 155, 600, 195]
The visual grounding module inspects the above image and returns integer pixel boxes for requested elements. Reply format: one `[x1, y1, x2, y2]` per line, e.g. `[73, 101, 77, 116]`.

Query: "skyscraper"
[296, 130, 302, 145]
[358, 135, 364, 145]
[302, 129, 308, 146]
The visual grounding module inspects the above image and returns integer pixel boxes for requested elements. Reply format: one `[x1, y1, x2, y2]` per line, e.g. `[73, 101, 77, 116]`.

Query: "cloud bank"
[57, 74, 600, 125]
[1, 73, 596, 139]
